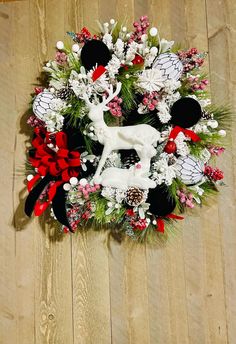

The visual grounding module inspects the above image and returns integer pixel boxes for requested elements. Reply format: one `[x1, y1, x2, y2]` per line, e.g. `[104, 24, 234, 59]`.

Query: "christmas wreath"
[24, 16, 229, 241]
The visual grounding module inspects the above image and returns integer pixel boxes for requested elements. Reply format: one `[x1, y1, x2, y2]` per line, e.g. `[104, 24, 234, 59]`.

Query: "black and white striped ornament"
[152, 53, 183, 81]
[175, 155, 204, 185]
[33, 91, 55, 120]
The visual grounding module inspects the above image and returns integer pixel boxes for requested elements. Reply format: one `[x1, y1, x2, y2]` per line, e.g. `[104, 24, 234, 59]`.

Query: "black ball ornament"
[80, 39, 111, 70]
[170, 97, 202, 128]
[147, 184, 176, 217]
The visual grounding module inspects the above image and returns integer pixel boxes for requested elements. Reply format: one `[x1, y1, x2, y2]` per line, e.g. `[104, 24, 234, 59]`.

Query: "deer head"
[82, 82, 122, 123]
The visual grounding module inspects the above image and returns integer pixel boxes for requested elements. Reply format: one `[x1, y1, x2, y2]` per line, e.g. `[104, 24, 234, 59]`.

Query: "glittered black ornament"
[147, 184, 176, 217]
[170, 97, 202, 128]
[80, 39, 111, 70]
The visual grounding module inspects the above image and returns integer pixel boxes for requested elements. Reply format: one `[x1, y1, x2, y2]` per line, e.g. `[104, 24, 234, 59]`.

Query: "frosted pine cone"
[125, 187, 144, 206]
[56, 87, 74, 101]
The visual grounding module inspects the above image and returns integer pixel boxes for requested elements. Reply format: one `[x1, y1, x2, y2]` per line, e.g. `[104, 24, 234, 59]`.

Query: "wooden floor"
[0, 0, 236, 343]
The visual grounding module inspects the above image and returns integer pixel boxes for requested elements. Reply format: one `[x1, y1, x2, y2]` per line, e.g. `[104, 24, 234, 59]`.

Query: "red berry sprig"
[204, 165, 224, 181]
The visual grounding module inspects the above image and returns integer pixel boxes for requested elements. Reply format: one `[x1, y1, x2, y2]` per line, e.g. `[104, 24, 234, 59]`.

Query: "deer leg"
[94, 146, 112, 181]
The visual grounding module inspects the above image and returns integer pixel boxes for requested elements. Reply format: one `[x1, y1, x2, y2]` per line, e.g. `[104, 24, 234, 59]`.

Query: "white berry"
[149, 27, 158, 37]
[70, 177, 78, 186]
[107, 201, 113, 208]
[150, 46, 158, 55]
[79, 178, 88, 187]
[63, 183, 71, 191]
[56, 41, 64, 50]
[122, 26, 127, 32]
[72, 44, 80, 53]
[207, 120, 218, 129]
[110, 19, 115, 25]
[27, 174, 34, 181]
[141, 34, 148, 42]
[218, 129, 226, 137]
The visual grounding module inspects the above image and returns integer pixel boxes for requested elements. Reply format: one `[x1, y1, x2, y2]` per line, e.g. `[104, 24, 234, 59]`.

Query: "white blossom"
[106, 55, 121, 78]
[125, 41, 138, 62]
[49, 98, 66, 112]
[101, 186, 116, 201]
[114, 39, 125, 59]
[175, 132, 190, 156]
[151, 153, 176, 185]
[159, 39, 174, 53]
[163, 79, 181, 93]
[165, 91, 181, 107]
[137, 69, 165, 93]
[103, 33, 114, 50]
[44, 110, 64, 132]
[156, 101, 171, 123]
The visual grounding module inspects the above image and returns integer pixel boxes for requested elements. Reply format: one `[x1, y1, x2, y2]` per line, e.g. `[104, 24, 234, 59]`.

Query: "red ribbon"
[92, 65, 107, 81]
[28, 129, 81, 216]
[156, 213, 184, 233]
[169, 126, 201, 142]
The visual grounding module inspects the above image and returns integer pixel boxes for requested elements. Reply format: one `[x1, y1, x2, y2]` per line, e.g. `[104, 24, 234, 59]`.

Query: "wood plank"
[28, 1, 74, 343]
[72, 231, 111, 344]
[123, 242, 150, 344]
[11, 2, 36, 343]
[206, 1, 236, 343]
[146, 4, 189, 344]
[0, 3, 17, 344]
[183, 2, 227, 343]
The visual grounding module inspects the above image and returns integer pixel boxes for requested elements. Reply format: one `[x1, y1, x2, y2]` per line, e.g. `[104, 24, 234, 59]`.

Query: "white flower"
[101, 186, 116, 201]
[156, 101, 171, 123]
[103, 33, 113, 50]
[138, 103, 148, 114]
[114, 39, 125, 59]
[175, 132, 190, 156]
[151, 153, 176, 185]
[164, 79, 181, 93]
[44, 110, 64, 132]
[106, 55, 121, 78]
[137, 69, 165, 93]
[115, 189, 127, 203]
[125, 41, 138, 62]
[165, 92, 181, 107]
[50, 98, 66, 111]
[159, 39, 174, 53]
[144, 49, 158, 67]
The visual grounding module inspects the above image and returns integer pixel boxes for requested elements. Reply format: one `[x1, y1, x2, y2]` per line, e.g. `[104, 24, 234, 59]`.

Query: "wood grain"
[0, 1, 236, 343]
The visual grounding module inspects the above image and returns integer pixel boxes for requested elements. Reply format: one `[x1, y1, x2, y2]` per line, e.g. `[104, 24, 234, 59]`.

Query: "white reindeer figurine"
[99, 144, 157, 189]
[83, 82, 160, 182]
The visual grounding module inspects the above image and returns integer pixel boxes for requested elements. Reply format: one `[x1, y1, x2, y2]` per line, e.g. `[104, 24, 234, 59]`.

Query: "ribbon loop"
[169, 125, 201, 142]
[26, 129, 81, 216]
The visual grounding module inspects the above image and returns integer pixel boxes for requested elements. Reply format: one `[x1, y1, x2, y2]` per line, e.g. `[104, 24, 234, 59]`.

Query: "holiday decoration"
[152, 53, 184, 81]
[23, 15, 228, 241]
[175, 155, 204, 185]
[33, 91, 56, 120]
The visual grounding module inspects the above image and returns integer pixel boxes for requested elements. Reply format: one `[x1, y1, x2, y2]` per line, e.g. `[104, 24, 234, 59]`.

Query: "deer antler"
[102, 82, 122, 105]
[81, 93, 93, 108]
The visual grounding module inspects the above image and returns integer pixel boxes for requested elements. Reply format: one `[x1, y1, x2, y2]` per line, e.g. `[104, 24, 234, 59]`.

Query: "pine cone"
[126, 187, 144, 206]
[202, 109, 213, 120]
[122, 151, 140, 169]
[56, 87, 74, 101]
